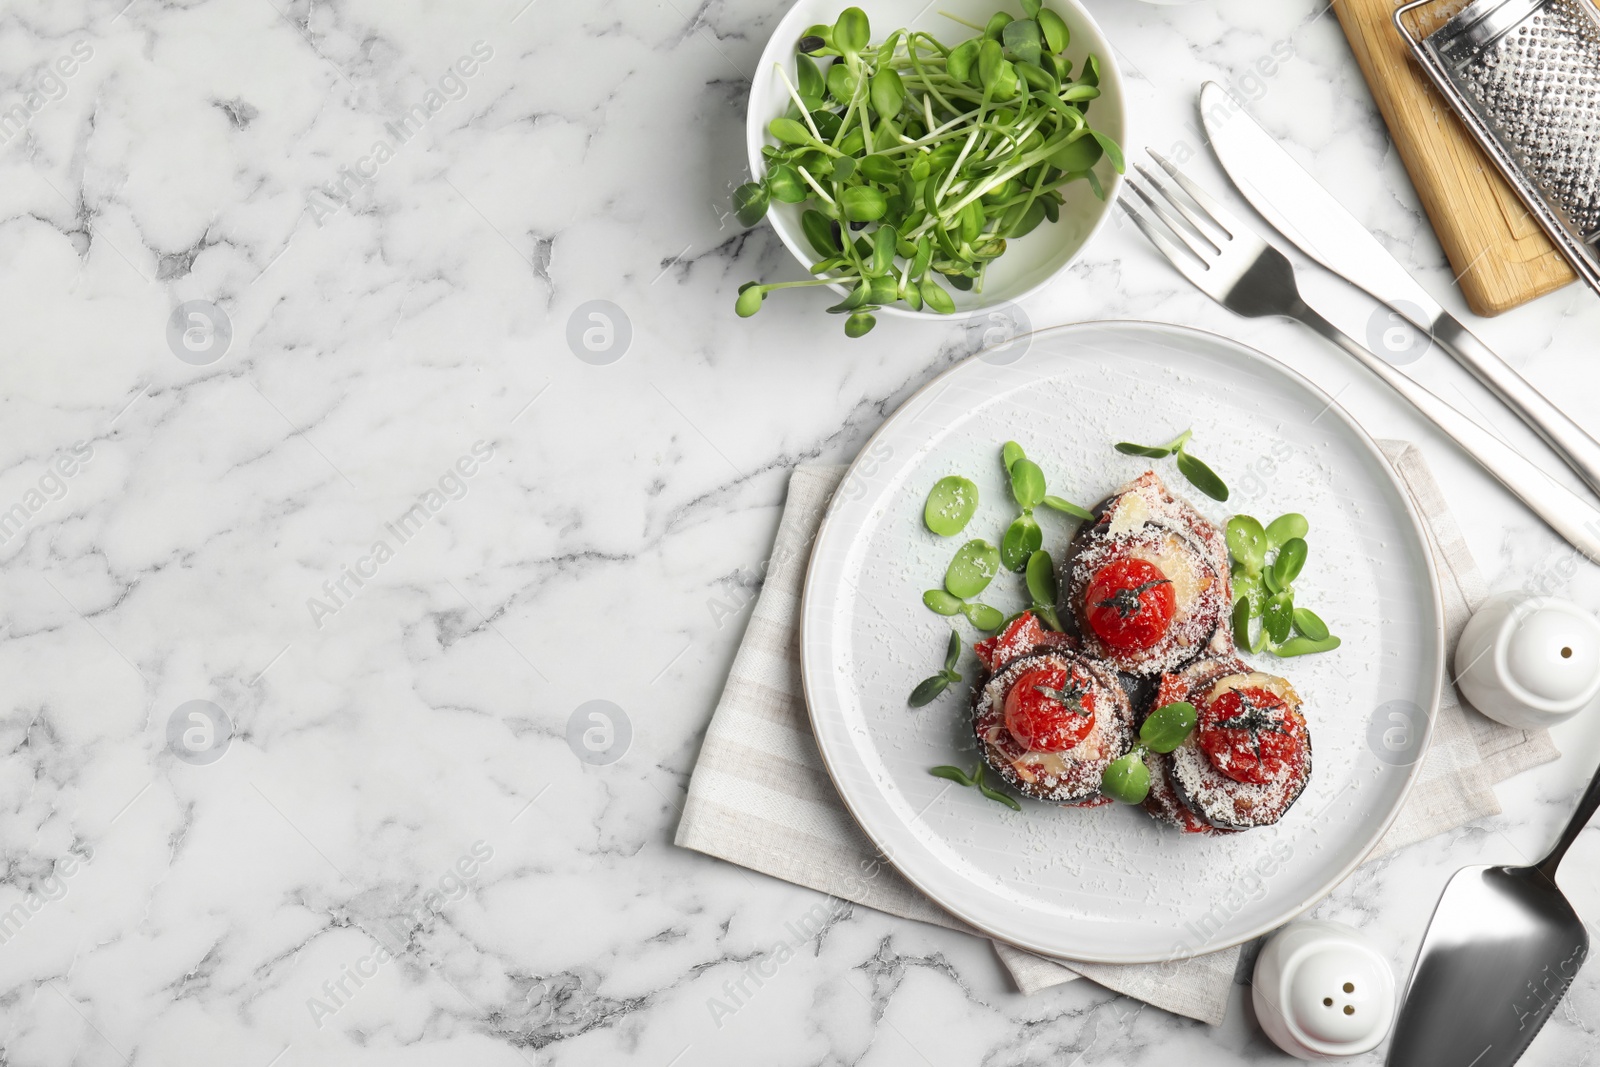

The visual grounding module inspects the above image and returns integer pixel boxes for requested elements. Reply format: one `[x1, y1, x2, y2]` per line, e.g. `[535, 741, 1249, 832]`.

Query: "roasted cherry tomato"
[1084, 557, 1177, 654]
[1004, 665, 1097, 752]
[1197, 686, 1304, 785]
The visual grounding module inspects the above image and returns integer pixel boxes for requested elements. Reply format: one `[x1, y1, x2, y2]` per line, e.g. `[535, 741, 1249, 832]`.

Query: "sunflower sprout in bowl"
[735, 0, 1128, 337]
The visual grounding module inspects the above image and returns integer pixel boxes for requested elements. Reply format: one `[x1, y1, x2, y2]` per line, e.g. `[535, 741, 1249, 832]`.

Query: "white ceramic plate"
[745, 0, 1126, 319]
[800, 321, 1444, 964]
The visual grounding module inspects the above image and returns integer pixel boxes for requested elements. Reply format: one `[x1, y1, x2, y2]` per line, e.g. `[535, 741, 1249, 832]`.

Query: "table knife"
[1199, 81, 1600, 499]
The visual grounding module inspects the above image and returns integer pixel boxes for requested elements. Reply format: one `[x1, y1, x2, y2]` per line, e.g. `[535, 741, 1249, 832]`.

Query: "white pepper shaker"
[1253, 920, 1396, 1060]
[1454, 591, 1600, 730]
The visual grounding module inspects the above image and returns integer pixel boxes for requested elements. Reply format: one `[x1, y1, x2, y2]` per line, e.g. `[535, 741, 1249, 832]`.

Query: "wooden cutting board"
[1333, 0, 1575, 316]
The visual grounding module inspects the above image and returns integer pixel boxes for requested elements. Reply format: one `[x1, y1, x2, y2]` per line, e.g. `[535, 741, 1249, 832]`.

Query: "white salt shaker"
[1252, 921, 1396, 1060]
[1454, 591, 1600, 730]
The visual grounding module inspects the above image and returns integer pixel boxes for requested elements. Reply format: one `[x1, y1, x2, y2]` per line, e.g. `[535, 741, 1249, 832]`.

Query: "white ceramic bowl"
[744, 0, 1127, 319]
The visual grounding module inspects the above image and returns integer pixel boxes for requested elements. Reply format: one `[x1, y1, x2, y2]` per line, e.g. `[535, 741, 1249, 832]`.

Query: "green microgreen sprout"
[1114, 428, 1229, 502]
[928, 760, 1021, 811]
[909, 630, 964, 706]
[999, 441, 1092, 577]
[924, 538, 1004, 630]
[733, 5, 1124, 337]
[1227, 513, 1340, 657]
[1024, 548, 1063, 632]
[924, 474, 979, 536]
[1100, 700, 1199, 804]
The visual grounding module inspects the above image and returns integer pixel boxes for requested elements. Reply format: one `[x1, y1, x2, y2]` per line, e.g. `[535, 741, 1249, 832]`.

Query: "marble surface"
[2, 0, 1599, 1063]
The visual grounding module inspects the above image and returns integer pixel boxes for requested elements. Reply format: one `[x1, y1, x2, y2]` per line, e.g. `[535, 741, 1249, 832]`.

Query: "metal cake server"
[1384, 758, 1600, 1066]
[1199, 81, 1600, 499]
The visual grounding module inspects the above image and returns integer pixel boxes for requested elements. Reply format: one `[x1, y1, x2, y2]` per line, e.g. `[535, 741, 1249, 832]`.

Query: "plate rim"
[797, 318, 1446, 964]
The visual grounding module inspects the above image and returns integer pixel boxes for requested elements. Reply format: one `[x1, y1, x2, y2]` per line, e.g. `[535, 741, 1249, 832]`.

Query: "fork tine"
[1117, 194, 1209, 281]
[1148, 149, 1242, 239]
[1128, 173, 1220, 262]
[1138, 162, 1233, 253]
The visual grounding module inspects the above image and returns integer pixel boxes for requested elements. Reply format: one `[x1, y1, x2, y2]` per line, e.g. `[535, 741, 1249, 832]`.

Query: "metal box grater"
[1396, 0, 1600, 296]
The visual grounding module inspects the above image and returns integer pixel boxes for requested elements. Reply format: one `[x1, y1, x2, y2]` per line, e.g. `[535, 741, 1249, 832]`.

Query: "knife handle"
[1431, 314, 1600, 500]
[1294, 304, 1600, 565]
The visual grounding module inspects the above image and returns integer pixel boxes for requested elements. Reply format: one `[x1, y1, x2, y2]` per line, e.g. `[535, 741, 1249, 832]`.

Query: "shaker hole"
[1344, 1005, 1355, 1015]
[1562, 646, 1573, 659]
[1343, 981, 1355, 993]
[1323, 997, 1333, 1007]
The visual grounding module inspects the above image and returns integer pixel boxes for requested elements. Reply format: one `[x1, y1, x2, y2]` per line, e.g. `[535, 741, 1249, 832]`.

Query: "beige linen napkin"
[675, 442, 1558, 1025]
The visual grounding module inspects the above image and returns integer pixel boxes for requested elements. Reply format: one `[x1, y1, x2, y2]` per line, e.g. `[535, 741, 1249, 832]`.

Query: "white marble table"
[2, 0, 1598, 1063]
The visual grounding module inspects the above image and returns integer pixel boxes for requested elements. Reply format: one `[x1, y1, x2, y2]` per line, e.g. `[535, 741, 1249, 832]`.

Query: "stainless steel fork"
[1120, 152, 1600, 564]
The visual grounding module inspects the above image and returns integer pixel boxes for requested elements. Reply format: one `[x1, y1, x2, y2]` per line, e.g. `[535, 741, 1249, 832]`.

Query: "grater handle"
[1431, 314, 1600, 499]
[1293, 303, 1600, 564]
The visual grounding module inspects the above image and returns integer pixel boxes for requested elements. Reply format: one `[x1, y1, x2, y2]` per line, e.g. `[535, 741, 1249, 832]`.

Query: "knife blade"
[1199, 81, 1600, 499]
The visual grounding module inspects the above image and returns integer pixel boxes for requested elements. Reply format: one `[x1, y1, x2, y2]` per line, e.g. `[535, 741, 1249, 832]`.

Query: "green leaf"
[979, 779, 1023, 811]
[872, 224, 898, 275]
[796, 52, 825, 98]
[858, 154, 900, 184]
[945, 539, 1001, 599]
[1038, 8, 1069, 53]
[978, 38, 1005, 89]
[1293, 607, 1330, 642]
[919, 278, 956, 314]
[1001, 441, 1026, 473]
[1114, 440, 1176, 459]
[984, 11, 1014, 40]
[1008, 458, 1046, 510]
[961, 602, 1003, 631]
[733, 182, 769, 227]
[1000, 515, 1043, 572]
[867, 275, 898, 305]
[1265, 513, 1309, 549]
[1273, 537, 1308, 588]
[924, 475, 979, 536]
[1141, 701, 1198, 754]
[768, 117, 812, 145]
[1102, 751, 1152, 804]
[1048, 134, 1102, 174]
[870, 66, 906, 119]
[826, 61, 860, 104]
[833, 7, 870, 54]
[767, 165, 806, 203]
[1275, 635, 1342, 657]
[1060, 84, 1100, 102]
[909, 673, 951, 707]
[734, 284, 765, 318]
[1001, 18, 1042, 68]
[1226, 515, 1267, 574]
[943, 630, 961, 672]
[1021, 0, 1042, 17]
[801, 209, 840, 257]
[841, 186, 888, 222]
[1032, 603, 1064, 632]
[1081, 52, 1101, 88]
[1265, 591, 1294, 644]
[1175, 450, 1229, 501]
[929, 764, 975, 786]
[946, 38, 980, 85]
[1232, 595, 1253, 651]
[1025, 549, 1057, 608]
[923, 589, 963, 616]
[1041, 495, 1094, 520]
[1089, 130, 1125, 174]
[844, 311, 877, 338]
[1016, 61, 1056, 93]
